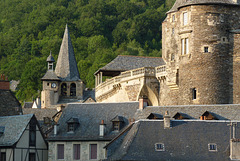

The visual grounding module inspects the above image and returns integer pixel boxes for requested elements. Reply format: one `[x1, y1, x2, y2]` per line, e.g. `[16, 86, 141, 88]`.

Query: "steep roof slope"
[107, 120, 240, 161]
[0, 89, 22, 116]
[55, 25, 80, 81]
[168, 0, 239, 13]
[48, 102, 139, 141]
[0, 114, 33, 146]
[95, 55, 165, 75]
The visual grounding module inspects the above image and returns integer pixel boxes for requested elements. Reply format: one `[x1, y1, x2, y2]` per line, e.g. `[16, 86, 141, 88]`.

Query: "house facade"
[47, 102, 139, 161]
[0, 114, 48, 161]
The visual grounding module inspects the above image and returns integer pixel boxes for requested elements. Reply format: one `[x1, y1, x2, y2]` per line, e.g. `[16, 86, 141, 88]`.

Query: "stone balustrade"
[95, 66, 167, 99]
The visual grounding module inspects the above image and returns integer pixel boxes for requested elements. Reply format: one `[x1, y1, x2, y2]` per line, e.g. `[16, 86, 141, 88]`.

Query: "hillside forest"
[0, 0, 175, 103]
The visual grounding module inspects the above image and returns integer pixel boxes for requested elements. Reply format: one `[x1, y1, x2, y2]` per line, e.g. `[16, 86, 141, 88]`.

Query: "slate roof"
[48, 102, 139, 141]
[46, 52, 55, 62]
[0, 114, 33, 147]
[55, 25, 80, 81]
[106, 120, 240, 161]
[41, 70, 60, 81]
[168, 0, 239, 13]
[95, 55, 165, 76]
[0, 89, 22, 116]
[134, 104, 240, 120]
[22, 108, 58, 121]
[22, 102, 33, 108]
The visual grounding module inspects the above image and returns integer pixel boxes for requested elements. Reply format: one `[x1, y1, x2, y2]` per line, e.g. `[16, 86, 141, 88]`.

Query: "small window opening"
[68, 123, 74, 132]
[208, 143, 217, 151]
[192, 88, 197, 100]
[204, 47, 209, 53]
[61, 83, 67, 96]
[172, 28, 175, 35]
[47, 83, 49, 86]
[155, 143, 165, 151]
[172, 14, 175, 22]
[48, 64, 53, 70]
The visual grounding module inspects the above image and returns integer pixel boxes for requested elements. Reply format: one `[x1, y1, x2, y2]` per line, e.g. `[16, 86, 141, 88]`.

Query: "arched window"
[61, 83, 67, 96]
[70, 83, 76, 96]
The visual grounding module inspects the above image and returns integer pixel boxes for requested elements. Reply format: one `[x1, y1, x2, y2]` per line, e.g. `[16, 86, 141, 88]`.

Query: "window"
[90, 144, 97, 159]
[61, 83, 67, 96]
[49, 64, 53, 70]
[181, 38, 189, 55]
[192, 88, 197, 100]
[172, 14, 175, 22]
[113, 122, 120, 131]
[155, 143, 165, 151]
[204, 47, 209, 53]
[68, 123, 74, 132]
[171, 54, 175, 61]
[73, 144, 80, 160]
[183, 12, 188, 25]
[57, 144, 64, 159]
[70, 83, 76, 96]
[29, 122, 36, 146]
[0, 152, 6, 161]
[208, 143, 217, 151]
[172, 28, 175, 35]
[29, 153, 35, 161]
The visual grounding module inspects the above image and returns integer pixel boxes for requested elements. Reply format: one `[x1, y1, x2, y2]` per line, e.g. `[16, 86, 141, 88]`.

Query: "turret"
[47, 51, 55, 71]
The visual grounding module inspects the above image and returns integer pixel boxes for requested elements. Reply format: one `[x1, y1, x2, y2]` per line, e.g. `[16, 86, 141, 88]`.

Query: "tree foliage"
[0, 0, 175, 102]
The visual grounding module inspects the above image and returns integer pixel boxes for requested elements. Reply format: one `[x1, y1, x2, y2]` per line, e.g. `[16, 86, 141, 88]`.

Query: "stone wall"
[48, 141, 108, 161]
[161, 5, 240, 105]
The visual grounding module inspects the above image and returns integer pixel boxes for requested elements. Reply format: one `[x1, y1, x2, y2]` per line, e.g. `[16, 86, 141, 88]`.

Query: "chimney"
[0, 74, 10, 90]
[164, 111, 171, 129]
[99, 120, 106, 137]
[54, 124, 58, 135]
[139, 95, 148, 110]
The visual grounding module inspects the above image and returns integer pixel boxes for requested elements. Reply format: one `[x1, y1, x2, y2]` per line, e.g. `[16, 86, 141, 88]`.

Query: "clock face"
[51, 83, 56, 88]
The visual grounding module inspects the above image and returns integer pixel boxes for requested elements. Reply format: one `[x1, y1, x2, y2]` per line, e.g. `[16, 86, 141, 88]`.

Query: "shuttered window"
[73, 144, 80, 160]
[57, 144, 64, 159]
[90, 144, 97, 159]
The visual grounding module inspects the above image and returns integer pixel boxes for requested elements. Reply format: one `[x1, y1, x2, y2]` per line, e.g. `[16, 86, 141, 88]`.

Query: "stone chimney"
[164, 111, 171, 129]
[0, 74, 10, 90]
[139, 95, 148, 110]
[99, 120, 106, 137]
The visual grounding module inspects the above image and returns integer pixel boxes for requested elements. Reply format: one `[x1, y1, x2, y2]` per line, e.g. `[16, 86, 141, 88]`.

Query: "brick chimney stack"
[0, 74, 10, 90]
[164, 111, 171, 129]
[139, 95, 148, 110]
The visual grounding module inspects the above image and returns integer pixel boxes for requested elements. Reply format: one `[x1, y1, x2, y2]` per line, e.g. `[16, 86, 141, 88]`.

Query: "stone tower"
[41, 25, 84, 108]
[161, 0, 240, 105]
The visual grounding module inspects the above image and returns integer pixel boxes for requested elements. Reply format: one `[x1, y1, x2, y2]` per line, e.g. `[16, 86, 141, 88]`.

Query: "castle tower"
[161, 0, 240, 105]
[41, 25, 84, 108]
[41, 52, 60, 108]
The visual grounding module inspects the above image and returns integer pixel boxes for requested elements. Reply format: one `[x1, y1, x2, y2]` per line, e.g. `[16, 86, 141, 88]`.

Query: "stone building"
[47, 102, 138, 161]
[41, 25, 86, 108]
[95, 0, 240, 106]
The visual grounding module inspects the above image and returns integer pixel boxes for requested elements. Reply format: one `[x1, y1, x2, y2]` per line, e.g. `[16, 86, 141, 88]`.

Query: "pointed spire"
[55, 24, 80, 81]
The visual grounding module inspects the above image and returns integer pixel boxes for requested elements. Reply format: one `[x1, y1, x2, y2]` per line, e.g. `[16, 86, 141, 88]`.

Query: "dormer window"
[66, 117, 79, 133]
[200, 111, 218, 120]
[0, 126, 5, 136]
[147, 113, 163, 120]
[111, 115, 124, 132]
[173, 112, 191, 120]
[208, 143, 217, 151]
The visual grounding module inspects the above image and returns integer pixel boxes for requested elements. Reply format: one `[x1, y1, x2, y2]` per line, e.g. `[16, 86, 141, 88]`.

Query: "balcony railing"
[95, 66, 167, 99]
